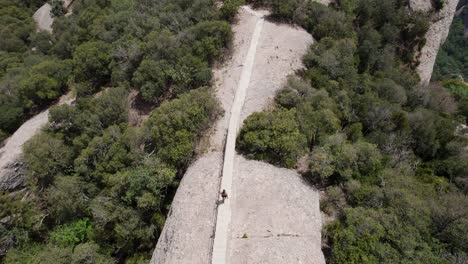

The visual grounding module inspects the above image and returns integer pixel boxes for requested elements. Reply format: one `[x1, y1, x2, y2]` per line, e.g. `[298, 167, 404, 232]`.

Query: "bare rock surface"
[230, 156, 324, 264]
[314, 0, 334, 5]
[33, 3, 53, 32]
[409, 0, 433, 12]
[151, 8, 258, 263]
[415, 0, 460, 84]
[241, 20, 313, 122]
[152, 151, 223, 264]
[151, 6, 321, 264]
[33, 0, 74, 32]
[0, 92, 74, 191]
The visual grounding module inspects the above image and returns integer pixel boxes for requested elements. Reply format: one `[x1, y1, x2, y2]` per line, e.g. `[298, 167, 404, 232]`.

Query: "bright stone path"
[211, 6, 264, 264]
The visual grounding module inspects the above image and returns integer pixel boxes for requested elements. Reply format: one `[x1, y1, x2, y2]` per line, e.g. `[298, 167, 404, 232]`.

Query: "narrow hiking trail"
[211, 6, 264, 263]
[151, 6, 322, 264]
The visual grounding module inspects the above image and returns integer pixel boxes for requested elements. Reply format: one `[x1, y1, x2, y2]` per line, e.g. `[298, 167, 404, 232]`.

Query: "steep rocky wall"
[413, 0, 460, 84]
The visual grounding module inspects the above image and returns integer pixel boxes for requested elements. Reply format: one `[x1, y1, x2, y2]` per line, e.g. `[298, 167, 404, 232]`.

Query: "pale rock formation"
[33, 3, 54, 32]
[32, 0, 74, 32]
[409, 0, 434, 12]
[151, 6, 321, 264]
[414, 0, 460, 84]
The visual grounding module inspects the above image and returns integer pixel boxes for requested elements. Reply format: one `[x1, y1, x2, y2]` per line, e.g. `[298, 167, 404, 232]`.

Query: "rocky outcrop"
[151, 6, 319, 264]
[413, 0, 460, 84]
[33, 3, 54, 32]
[32, 0, 74, 32]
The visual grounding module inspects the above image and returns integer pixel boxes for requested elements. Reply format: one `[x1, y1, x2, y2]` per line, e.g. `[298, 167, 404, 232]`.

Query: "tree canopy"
[241, 0, 468, 262]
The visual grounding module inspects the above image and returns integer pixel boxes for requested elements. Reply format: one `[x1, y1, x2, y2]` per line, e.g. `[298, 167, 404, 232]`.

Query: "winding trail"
[211, 7, 264, 264]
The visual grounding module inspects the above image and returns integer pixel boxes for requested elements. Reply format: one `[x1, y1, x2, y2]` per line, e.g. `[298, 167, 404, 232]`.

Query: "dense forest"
[1, 0, 467, 263]
[240, 0, 468, 263]
[0, 0, 242, 262]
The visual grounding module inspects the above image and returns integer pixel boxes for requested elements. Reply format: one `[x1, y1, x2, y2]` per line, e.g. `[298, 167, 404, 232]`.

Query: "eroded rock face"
[414, 0, 460, 84]
[0, 161, 26, 191]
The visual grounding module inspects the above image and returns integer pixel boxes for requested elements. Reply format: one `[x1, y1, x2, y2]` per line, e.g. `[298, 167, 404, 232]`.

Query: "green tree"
[74, 126, 135, 182]
[220, 0, 245, 21]
[132, 59, 172, 102]
[50, 219, 91, 247]
[23, 133, 74, 189]
[148, 88, 219, 167]
[0, 102, 23, 133]
[237, 108, 306, 168]
[185, 20, 232, 63]
[310, 147, 335, 181]
[50, 0, 65, 17]
[18, 59, 71, 109]
[72, 41, 111, 88]
[46, 176, 96, 223]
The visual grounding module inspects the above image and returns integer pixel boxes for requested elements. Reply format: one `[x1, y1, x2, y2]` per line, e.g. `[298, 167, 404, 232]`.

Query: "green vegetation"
[1, 87, 219, 262]
[433, 12, 467, 126]
[0, 0, 64, 140]
[237, 108, 306, 168]
[442, 79, 468, 121]
[0, 0, 232, 140]
[240, 0, 468, 262]
[433, 16, 467, 80]
[0, 0, 229, 262]
[220, 0, 246, 21]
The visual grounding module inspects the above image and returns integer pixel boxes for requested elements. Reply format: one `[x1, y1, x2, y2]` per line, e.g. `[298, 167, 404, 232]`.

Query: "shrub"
[237, 108, 306, 168]
[23, 133, 74, 189]
[220, 0, 245, 21]
[148, 88, 220, 167]
[72, 41, 111, 87]
[49, 219, 91, 247]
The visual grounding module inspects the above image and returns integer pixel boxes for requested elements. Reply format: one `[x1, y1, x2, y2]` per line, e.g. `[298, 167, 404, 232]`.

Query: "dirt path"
[0, 92, 74, 190]
[151, 6, 322, 264]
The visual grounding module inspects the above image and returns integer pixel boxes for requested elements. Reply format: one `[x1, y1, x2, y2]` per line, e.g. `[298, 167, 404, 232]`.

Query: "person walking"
[220, 189, 228, 202]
